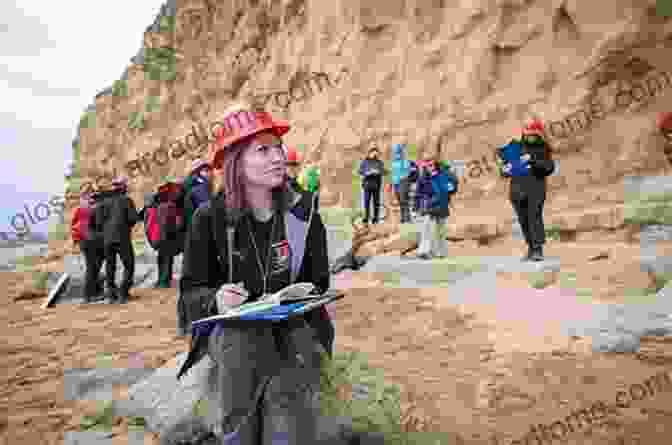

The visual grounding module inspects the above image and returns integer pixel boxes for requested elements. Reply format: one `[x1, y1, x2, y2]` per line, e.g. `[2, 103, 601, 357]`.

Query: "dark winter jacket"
[509, 140, 555, 201]
[415, 167, 435, 213]
[358, 158, 385, 191]
[157, 197, 185, 256]
[91, 190, 139, 246]
[176, 187, 330, 377]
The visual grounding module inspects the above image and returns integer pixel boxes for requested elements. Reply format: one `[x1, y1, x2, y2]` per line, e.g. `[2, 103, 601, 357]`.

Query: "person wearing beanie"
[501, 119, 555, 261]
[179, 158, 211, 232]
[91, 176, 139, 303]
[174, 103, 336, 445]
[390, 143, 418, 224]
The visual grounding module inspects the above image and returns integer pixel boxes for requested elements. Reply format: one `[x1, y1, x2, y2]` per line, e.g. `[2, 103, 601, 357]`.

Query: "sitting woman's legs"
[206, 325, 279, 443]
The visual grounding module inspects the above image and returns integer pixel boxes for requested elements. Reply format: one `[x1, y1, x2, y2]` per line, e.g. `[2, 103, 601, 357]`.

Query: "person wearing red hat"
[175, 104, 336, 445]
[501, 119, 555, 261]
[657, 112, 672, 164]
[91, 175, 140, 303]
[284, 145, 303, 193]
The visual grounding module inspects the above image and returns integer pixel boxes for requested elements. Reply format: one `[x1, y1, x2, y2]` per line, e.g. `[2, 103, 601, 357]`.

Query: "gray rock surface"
[63, 430, 146, 445]
[126, 352, 212, 435]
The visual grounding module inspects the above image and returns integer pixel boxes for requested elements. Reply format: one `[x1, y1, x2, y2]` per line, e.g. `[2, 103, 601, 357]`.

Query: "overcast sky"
[0, 1, 161, 234]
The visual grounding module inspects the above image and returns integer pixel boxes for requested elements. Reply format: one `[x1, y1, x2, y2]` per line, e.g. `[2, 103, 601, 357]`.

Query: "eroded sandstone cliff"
[69, 0, 672, 242]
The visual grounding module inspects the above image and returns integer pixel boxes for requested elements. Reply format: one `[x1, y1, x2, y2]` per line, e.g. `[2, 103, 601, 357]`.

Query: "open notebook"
[191, 284, 344, 336]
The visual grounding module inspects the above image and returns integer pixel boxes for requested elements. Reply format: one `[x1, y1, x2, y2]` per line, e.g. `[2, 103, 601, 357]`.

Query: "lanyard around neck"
[246, 212, 277, 297]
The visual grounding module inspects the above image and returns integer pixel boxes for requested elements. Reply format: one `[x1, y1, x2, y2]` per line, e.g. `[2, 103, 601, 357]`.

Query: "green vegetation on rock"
[144, 47, 177, 81]
[32, 271, 49, 290]
[79, 401, 114, 431]
[623, 191, 672, 226]
[158, 15, 175, 33]
[128, 111, 145, 130]
[144, 95, 161, 113]
[111, 79, 128, 97]
[79, 111, 96, 129]
[544, 224, 562, 241]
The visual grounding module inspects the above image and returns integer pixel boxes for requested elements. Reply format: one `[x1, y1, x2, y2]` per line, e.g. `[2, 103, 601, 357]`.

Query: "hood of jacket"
[392, 144, 406, 160]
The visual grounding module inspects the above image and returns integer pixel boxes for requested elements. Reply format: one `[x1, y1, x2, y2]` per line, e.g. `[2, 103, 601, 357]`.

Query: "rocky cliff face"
[69, 0, 672, 240]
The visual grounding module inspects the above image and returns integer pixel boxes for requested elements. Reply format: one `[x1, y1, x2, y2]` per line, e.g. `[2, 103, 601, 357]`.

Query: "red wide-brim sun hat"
[208, 110, 290, 169]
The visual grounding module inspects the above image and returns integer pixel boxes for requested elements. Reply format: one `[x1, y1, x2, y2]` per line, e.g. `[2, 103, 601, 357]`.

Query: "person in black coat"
[502, 119, 555, 261]
[174, 106, 334, 445]
[91, 177, 140, 303]
[358, 146, 386, 224]
[154, 181, 185, 288]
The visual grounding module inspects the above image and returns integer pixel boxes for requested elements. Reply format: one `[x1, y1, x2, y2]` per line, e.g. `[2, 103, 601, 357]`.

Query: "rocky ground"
[3, 216, 672, 445]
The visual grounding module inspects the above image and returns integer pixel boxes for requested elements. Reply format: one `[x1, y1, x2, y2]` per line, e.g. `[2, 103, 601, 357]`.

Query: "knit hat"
[522, 118, 545, 136]
[208, 107, 290, 169]
[111, 176, 128, 190]
[190, 159, 208, 174]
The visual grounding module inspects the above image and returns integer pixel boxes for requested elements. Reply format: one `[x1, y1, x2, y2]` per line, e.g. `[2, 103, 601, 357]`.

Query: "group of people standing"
[355, 117, 556, 262]
[358, 143, 460, 259]
[70, 159, 212, 303]
[70, 143, 322, 304]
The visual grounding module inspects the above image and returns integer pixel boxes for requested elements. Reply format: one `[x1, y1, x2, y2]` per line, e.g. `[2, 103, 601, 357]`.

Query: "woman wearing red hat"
[174, 103, 336, 444]
[502, 119, 555, 261]
[657, 112, 672, 164]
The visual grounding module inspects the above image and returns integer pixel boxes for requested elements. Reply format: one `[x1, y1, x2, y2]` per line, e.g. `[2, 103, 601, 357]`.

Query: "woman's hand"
[215, 282, 249, 314]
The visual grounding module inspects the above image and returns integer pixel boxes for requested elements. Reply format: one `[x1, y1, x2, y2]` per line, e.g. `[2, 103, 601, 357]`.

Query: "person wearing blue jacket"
[390, 143, 417, 224]
[414, 155, 457, 259]
[358, 147, 386, 224]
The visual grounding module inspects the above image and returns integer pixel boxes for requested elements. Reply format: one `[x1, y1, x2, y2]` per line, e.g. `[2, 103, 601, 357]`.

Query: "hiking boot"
[530, 246, 544, 262]
[116, 291, 129, 304]
[104, 288, 119, 303]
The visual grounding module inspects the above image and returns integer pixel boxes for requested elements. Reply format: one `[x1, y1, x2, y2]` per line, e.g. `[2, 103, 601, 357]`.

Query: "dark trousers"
[363, 187, 381, 224]
[395, 179, 411, 223]
[157, 250, 175, 287]
[104, 241, 135, 295]
[81, 242, 104, 299]
[510, 194, 546, 249]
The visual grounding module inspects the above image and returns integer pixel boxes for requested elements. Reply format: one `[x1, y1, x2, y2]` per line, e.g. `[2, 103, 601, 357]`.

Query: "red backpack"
[71, 206, 91, 242]
[144, 189, 184, 250]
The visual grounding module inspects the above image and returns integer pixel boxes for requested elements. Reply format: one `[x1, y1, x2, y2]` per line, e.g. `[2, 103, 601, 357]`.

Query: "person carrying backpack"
[92, 176, 139, 304]
[175, 104, 336, 445]
[390, 143, 418, 224]
[414, 155, 458, 259]
[71, 192, 104, 302]
[358, 146, 386, 224]
[499, 118, 555, 261]
[146, 178, 185, 288]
